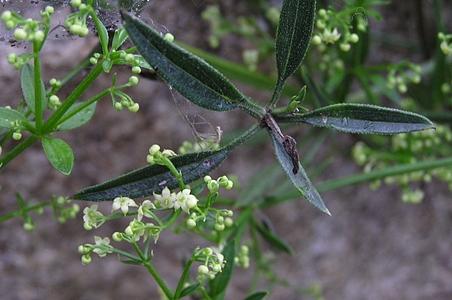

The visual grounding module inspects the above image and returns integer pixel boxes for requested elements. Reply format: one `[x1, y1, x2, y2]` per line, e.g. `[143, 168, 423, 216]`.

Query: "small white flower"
[162, 149, 177, 157]
[174, 189, 198, 213]
[92, 236, 113, 257]
[322, 27, 341, 44]
[137, 200, 156, 221]
[154, 187, 175, 209]
[83, 205, 105, 230]
[112, 197, 138, 215]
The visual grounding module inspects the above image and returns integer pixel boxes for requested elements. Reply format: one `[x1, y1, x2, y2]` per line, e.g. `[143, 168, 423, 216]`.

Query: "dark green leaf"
[253, 219, 293, 254]
[244, 291, 269, 300]
[180, 283, 200, 298]
[0, 107, 27, 129]
[275, 103, 435, 134]
[42, 137, 74, 176]
[275, 0, 316, 84]
[209, 238, 235, 297]
[58, 102, 96, 131]
[270, 132, 330, 215]
[74, 149, 230, 201]
[122, 12, 247, 111]
[20, 64, 47, 113]
[119, 0, 150, 13]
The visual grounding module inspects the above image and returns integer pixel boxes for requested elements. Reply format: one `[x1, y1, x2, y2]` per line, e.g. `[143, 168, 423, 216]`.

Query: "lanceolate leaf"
[20, 64, 47, 113]
[0, 107, 27, 129]
[74, 149, 230, 201]
[275, 0, 316, 86]
[179, 283, 200, 298]
[253, 218, 293, 254]
[42, 137, 74, 176]
[58, 102, 97, 131]
[270, 132, 330, 215]
[275, 103, 435, 134]
[122, 12, 247, 111]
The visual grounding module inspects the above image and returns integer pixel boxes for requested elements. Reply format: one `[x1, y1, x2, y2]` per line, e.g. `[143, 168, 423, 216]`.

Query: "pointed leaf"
[270, 132, 330, 215]
[276, 0, 316, 84]
[20, 64, 47, 113]
[58, 102, 97, 131]
[244, 291, 269, 300]
[209, 238, 235, 297]
[74, 149, 230, 201]
[0, 107, 27, 129]
[42, 137, 74, 175]
[275, 103, 435, 134]
[112, 27, 129, 50]
[122, 12, 247, 111]
[253, 219, 293, 254]
[180, 283, 201, 298]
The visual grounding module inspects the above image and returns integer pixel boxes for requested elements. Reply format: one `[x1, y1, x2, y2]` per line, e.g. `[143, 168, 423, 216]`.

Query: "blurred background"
[0, 0, 451, 299]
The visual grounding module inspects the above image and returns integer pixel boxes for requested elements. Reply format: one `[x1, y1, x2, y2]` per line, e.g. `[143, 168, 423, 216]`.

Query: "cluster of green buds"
[438, 32, 452, 56]
[1, 6, 53, 46]
[78, 236, 114, 265]
[110, 75, 140, 112]
[352, 125, 452, 203]
[114, 218, 161, 243]
[235, 245, 250, 268]
[9, 119, 23, 141]
[204, 175, 234, 193]
[386, 63, 422, 93]
[52, 196, 80, 223]
[312, 8, 360, 52]
[48, 95, 61, 110]
[194, 247, 226, 280]
[6, 53, 33, 69]
[65, 0, 90, 37]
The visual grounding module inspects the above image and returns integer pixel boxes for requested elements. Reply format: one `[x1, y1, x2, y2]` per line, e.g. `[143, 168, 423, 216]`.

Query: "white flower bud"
[164, 33, 175, 42]
[214, 223, 225, 231]
[128, 103, 139, 113]
[112, 232, 123, 242]
[340, 43, 351, 52]
[149, 144, 161, 155]
[186, 218, 196, 228]
[125, 53, 135, 63]
[132, 66, 142, 74]
[1, 10, 12, 21]
[45, 6, 55, 14]
[114, 102, 123, 111]
[71, 0, 82, 8]
[349, 33, 359, 43]
[89, 57, 98, 65]
[312, 35, 322, 45]
[14, 28, 28, 41]
[198, 265, 209, 275]
[204, 175, 212, 183]
[12, 132, 22, 141]
[224, 217, 233, 227]
[81, 254, 92, 265]
[128, 76, 139, 86]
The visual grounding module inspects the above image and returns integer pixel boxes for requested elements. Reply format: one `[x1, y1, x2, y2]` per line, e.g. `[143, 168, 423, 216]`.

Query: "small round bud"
[125, 53, 135, 63]
[83, 223, 93, 230]
[224, 217, 233, 227]
[146, 154, 155, 164]
[89, 57, 98, 65]
[318, 9, 327, 17]
[114, 102, 123, 111]
[23, 222, 34, 231]
[80, 27, 89, 37]
[198, 265, 209, 275]
[398, 83, 407, 94]
[128, 103, 139, 113]
[186, 197, 197, 209]
[79, 4, 87, 10]
[45, 6, 55, 14]
[149, 144, 161, 155]
[7, 53, 17, 64]
[12, 132, 22, 141]
[1, 10, 12, 21]
[217, 216, 224, 224]
[186, 218, 196, 228]
[207, 180, 219, 192]
[112, 232, 123, 242]
[164, 33, 175, 42]
[81, 254, 92, 265]
[412, 75, 421, 84]
[14, 28, 28, 41]
[211, 264, 221, 272]
[128, 76, 139, 86]
[49, 95, 60, 105]
[204, 175, 212, 183]
[225, 180, 233, 190]
[312, 35, 322, 45]
[132, 66, 141, 74]
[71, 0, 82, 8]
[349, 33, 359, 43]
[5, 20, 15, 29]
[340, 43, 351, 52]
[214, 223, 225, 231]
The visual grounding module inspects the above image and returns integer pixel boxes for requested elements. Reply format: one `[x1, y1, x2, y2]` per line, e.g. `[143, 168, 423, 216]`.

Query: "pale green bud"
[81, 254, 92, 265]
[128, 76, 139, 86]
[164, 33, 175, 42]
[14, 28, 28, 41]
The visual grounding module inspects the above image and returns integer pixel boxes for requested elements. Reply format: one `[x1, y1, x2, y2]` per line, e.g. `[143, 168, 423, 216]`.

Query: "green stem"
[174, 258, 194, 299]
[0, 136, 38, 171]
[0, 200, 51, 223]
[43, 63, 104, 133]
[33, 42, 43, 130]
[56, 89, 110, 126]
[132, 243, 174, 299]
[111, 248, 141, 262]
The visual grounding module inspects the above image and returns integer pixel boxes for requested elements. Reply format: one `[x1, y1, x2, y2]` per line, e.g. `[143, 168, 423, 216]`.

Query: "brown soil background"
[1, 1, 451, 300]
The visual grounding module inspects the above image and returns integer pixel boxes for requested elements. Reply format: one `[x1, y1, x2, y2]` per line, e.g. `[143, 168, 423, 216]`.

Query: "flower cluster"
[235, 245, 250, 268]
[352, 125, 452, 203]
[153, 187, 199, 214]
[312, 8, 360, 51]
[194, 247, 226, 280]
[386, 63, 422, 94]
[79, 236, 114, 265]
[204, 175, 234, 193]
[65, 0, 90, 37]
[438, 32, 452, 56]
[1, 7, 53, 44]
[6, 53, 33, 69]
[53, 196, 80, 224]
[83, 205, 106, 230]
